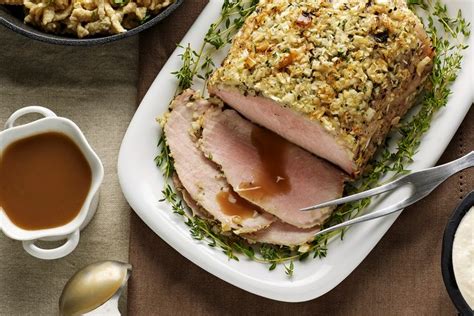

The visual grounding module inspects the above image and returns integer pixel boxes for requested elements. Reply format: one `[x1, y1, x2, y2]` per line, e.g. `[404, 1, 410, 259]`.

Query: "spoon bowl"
[59, 261, 132, 316]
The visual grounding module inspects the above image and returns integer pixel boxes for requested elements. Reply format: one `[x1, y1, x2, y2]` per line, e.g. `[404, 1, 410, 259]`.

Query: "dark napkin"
[129, 2, 474, 313]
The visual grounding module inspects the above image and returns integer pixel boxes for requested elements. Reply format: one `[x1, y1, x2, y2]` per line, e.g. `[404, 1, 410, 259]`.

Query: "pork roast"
[208, 0, 434, 175]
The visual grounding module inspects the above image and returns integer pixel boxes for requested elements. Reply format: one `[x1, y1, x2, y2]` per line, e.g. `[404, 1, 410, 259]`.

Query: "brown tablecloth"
[128, 2, 474, 314]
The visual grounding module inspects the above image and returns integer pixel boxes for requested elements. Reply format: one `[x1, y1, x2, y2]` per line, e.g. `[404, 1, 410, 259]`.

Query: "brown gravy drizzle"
[0, 132, 92, 230]
[238, 126, 291, 200]
[216, 187, 257, 219]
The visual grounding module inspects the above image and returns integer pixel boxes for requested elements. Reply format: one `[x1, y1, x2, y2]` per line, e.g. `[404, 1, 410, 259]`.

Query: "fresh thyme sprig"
[171, 44, 196, 93]
[431, 1, 471, 38]
[157, 0, 470, 274]
[172, 0, 259, 93]
[155, 135, 174, 179]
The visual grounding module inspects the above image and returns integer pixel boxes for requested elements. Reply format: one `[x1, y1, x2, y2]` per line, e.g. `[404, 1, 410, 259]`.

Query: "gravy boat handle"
[23, 230, 80, 260]
[4, 106, 57, 130]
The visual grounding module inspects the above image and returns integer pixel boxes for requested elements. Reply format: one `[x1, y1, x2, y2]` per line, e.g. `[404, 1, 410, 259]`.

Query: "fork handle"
[444, 151, 474, 174]
[424, 151, 474, 188]
[314, 151, 474, 238]
[432, 151, 474, 186]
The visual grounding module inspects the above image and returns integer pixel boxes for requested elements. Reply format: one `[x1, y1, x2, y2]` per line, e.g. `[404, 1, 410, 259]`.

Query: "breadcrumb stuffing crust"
[209, 0, 433, 172]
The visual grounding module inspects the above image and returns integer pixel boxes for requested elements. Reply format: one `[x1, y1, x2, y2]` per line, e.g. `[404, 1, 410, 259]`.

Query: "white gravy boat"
[0, 106, 104, 260]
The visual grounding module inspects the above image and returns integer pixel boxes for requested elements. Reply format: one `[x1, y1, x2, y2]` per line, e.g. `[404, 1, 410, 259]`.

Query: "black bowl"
[441, 190, 474, 315]
[0, 0, 183, 45]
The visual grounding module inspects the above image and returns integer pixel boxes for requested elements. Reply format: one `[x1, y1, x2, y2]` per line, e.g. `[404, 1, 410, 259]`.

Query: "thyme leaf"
[285, 261, 294, 277]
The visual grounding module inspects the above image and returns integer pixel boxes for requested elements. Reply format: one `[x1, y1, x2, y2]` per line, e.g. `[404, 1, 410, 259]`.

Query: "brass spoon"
[59, 261, 132, 316]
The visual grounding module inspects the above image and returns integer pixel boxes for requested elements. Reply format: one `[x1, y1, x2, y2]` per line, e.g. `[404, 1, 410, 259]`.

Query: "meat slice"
[172, 173, 210, 220]
[208, 0, 434, 175]
[242, 221, 320, 247]
[164, 90, 274, 233]
[201, 108, 346, 228]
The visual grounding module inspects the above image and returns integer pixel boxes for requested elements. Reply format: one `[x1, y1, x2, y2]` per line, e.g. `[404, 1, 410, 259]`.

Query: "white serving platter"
[118, 0, 474, 302]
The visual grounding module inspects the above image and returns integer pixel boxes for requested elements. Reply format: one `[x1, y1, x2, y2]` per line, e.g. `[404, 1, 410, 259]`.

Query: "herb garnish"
[171, 0, 259, 94]
[157, 0, 470, 274]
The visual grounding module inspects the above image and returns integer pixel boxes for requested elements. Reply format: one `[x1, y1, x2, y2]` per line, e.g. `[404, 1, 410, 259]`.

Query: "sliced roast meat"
[164, 90, 274, 233]
[242, 221, 320, 247]
[172, 173, 210, 220]
[176, 169, 318, 247]
[201, 108, 346, 228]
[175, 166, 319, 247]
